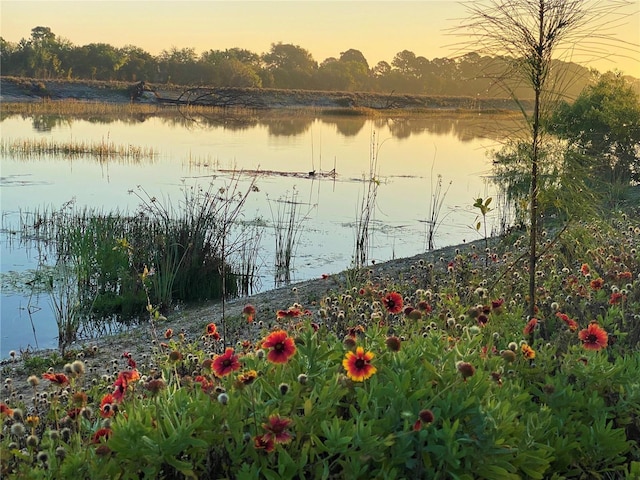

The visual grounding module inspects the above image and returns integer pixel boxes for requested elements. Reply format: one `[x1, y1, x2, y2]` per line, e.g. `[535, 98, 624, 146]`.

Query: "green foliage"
[492, 139, 601, 226]
[10, 176, 259, 352]
[1, 214, 639, 479]
[551, 71, 640, 184]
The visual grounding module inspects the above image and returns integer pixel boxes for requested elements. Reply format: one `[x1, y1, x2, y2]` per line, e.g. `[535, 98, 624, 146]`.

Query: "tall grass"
[8, 176, 261, 350]
[233, 219, 265, 296]
[425, 172, 452, 251]
[268, 188, 313, 286]
[354, 131, 384, 268]
[1, 137, 157, 162]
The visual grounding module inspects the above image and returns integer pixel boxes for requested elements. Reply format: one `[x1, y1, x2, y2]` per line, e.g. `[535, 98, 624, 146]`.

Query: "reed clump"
[8, 176, 260, 352]
[1, 137, 157, 162]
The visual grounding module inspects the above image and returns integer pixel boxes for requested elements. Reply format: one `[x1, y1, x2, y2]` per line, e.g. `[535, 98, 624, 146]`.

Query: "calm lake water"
[0, 109, 517, 355]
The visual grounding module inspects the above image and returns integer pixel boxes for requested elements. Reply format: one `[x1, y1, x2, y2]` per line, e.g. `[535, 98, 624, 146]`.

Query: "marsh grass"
[1, 137, 157, 162]
[425, 171, 452, 251]
[268, 188, 314, 286]
[6, 176, 260, 351]
[354, 132, 385, 268]
[234, 219, 265, 296]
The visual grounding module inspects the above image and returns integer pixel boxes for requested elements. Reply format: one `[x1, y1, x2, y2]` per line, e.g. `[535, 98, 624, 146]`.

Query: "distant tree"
[75, 43, 125, 80]
[262, 43, 317, 89]
[316, 58, 368, 91]
[550, 71, 640, 184]
[391, 50, 418, 76]
[200, 48, 262, 87]
[159, 47, 199, 84]
[372, 60, 391, 78]
[0, 38, 17, 74]
[339, 49, 369, 70]
[26, 26, 62, 78]
[118, 45, 157, 82]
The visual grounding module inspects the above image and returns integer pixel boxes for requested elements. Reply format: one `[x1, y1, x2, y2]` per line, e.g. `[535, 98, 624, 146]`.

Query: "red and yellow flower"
[242, 304, 257, 323]
[262, 330, 297, 364]
[262, 414, 293, 444]
[556, 312, 578, 332]
[521, 344, 536, 360]
[99, 393, 116, 418]
[112, 369, 140, 402]
[578, 322, 608, 351]
[343, 346, 377, 382]
[523, 318, 538, 335]
[42, 372, 69, 386]
[206, 322, 221, 340]
[212, 348, 241, 377]
[590, 278, 604, 291]
[254, 434, 275, 452]
[92, 427, 112, 444]
[382, 292, 404, 314]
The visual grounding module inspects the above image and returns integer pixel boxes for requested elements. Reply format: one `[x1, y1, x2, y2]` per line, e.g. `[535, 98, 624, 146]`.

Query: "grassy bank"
[1, 213, 639, 478]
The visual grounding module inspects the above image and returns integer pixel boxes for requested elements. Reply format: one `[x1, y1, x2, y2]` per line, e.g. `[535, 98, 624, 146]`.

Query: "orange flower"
[580, 263, 590, 276]
[523, 318, 538, 335]
[112, 369, 140, 402]
[206, 322, 220, 340]
[521, 344, 536, 360]
[99, 394, 116, 418]
[578, 322, 608, 351]
[42, 372, 69, 386]
[242, 304, 256, 323]
[609, 292, 626, 305]
[194, 375, 215, 393]
[590, 278, 604, 290]
[212, 348, 241, 377]
[0, 402, 14, 417]
[276, 308, 302, 319]
[262, 330, 297, 364]
[382, 292, 404, 314]
[618, 271, 633, 280]
[343, 346, 376, 382]
[236, 369, 258, 387]
[556, 312, 578, 332]
[92, 427, 112, 444]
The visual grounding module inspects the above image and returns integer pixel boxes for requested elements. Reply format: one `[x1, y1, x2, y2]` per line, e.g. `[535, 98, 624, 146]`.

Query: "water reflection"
[2, 110, 522, 142]
[1, 110, 516, 354]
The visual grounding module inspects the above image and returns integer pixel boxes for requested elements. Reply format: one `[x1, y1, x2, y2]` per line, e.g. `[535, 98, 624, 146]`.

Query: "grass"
[3, 176, 261, 353]
[1, 137, 157, 162]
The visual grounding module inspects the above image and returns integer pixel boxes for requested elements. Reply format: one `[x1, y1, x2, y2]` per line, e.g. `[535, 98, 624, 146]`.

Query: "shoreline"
[0, 76, 530, 112]
[0, 237, 495, 399]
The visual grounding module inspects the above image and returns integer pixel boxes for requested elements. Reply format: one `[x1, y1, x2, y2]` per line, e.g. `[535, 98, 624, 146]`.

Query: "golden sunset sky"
[2, 0, 639, 77]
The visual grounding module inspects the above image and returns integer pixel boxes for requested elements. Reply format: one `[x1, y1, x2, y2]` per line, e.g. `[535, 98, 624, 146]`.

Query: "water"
[0, 110, 516, 355]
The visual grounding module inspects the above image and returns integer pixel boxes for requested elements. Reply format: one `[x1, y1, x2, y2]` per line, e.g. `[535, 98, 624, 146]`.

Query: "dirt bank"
[0, 76, 528, 111]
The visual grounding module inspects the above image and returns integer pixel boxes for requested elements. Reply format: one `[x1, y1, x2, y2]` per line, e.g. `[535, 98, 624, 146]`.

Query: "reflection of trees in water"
[31, 115, 70, 132]
[385, 115, 524, 142]
[11, 111, 523, 141]
[265, 118, 312, 136]
[319, 115, 366, 137]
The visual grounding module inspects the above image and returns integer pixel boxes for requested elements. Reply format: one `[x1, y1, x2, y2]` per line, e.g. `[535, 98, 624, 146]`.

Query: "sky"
[2, 0, 639, 77]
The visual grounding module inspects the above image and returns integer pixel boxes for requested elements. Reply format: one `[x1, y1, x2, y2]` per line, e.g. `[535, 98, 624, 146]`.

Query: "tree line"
[3, 26, 637, 99]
